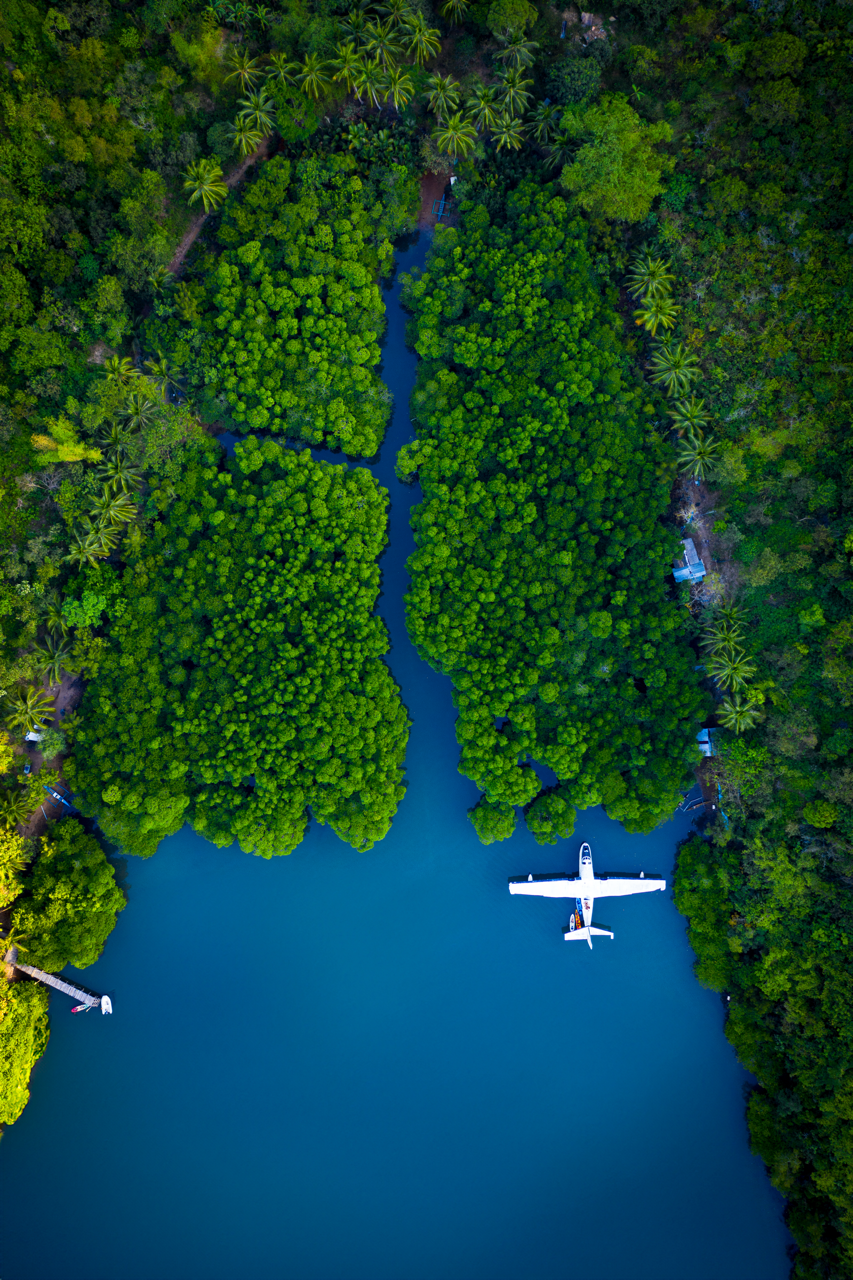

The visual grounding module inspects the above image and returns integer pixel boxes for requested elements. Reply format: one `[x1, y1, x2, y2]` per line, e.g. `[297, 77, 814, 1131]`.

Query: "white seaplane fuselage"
[509, 842, 666, 947]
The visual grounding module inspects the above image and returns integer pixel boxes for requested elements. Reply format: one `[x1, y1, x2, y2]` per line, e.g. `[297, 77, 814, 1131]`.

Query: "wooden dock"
[4, 947, 111, 1013]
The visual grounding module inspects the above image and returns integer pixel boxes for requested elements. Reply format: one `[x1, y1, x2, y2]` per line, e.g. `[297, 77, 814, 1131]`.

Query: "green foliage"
[70, 439, 409, 859]
[0, 981, 50, 1127]
[399, 185, 705, 840]
[468, 796, 516, 843]
[146, 154, 417, 455]
[546, 54, 601, 107]
[11, 819, 125, 973]
[560, 94, 673, 223]
[524, 785, 576, 844]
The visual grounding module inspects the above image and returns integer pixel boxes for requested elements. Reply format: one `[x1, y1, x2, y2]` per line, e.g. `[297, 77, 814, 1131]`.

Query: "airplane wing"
[509, 875, 582, 898]
[591, 874, 666, 898]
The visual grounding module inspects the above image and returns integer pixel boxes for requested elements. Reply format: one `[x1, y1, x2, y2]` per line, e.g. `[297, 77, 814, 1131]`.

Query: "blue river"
[0, 236, 791, 1280]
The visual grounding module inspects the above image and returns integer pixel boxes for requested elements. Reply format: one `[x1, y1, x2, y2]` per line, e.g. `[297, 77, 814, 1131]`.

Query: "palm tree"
[225, 49, 265, 91]
[121, 387, 159, 432]
[254, 4, 272, 29]
[340, 9, 369, 40]
[718, 693, 762, 734]
[717, 600, 746, 629]
[144, 351, 183, 398]
[439, 0, 470, 23]
[65, 524, 108, 568]
[95, 420, 132, 457]
[363, 19, 402, 66]
[497, 66, 533, 117]
[92, 520, 121, 556]
[493, 113, 526, 150]
[44, 597, 68, 639]
[676, 428, 720, 482]
[426, 73, 460, 123]
[433, 111, 477, 159]
[649, 341, 700, 396]
[297, 53, 334, 99]
[227, 117, 263, 158]
[4, 686, 54, 735]
[708, 646, 757, 693]
[496, 30, 539, 67]
[34, 638, 74, 687]
[182, 158, 228, 213]
[383, 65, 414, 110]
[547, 131, 573, 170]
[267, 52, 300, 86]
[528, 100, 560, 143]
[102, 356, 138, 388]
[355, 56, 386, 108]
[89, 488, 138, 528]
[238, 88, 276, 134]
[701, 620, 744, 652]
[670, 395, 710, 434]
[96, 456, 144, 494]
[331, 41, 363, 94]
[632, 294, 679, 336]
[0, 790, 31, 830]
[381, 0, 412, 22]
[147, 266, 174, 295]
[625, 253, 676, 300]
[403, 13, 441, 65]
[467, 81, 500, 133]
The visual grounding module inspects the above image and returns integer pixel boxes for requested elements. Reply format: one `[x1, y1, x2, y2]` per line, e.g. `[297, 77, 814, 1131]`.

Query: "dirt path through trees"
[168, 138, 275, 277]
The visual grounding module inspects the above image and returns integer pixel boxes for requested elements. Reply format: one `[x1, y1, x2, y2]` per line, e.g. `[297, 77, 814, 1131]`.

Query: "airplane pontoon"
[509, 842, 666, 948]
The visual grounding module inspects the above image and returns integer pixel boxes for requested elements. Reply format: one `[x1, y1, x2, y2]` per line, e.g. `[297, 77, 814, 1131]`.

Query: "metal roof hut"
[673, 537, 706, 583]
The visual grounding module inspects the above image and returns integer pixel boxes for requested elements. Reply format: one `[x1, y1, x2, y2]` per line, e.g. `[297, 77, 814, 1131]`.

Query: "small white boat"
[100, 996, 113, 1015]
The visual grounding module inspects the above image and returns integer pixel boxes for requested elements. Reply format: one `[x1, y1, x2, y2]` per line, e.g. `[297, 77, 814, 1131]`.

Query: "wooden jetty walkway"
[4, 947, 112, 1014]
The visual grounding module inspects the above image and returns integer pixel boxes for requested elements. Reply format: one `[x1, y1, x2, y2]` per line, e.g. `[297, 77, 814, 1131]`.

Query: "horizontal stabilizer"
[564, 923, 614, 942]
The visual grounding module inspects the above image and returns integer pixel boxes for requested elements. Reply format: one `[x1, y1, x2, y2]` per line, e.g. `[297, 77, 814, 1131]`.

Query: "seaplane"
[509, 842, 666, 948]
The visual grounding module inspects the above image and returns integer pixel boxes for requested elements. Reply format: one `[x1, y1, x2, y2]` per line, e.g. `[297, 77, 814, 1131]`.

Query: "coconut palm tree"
[227, 117, 262, 158]
[102, 356, 138, 388]
[65, 524, 108, 568]
[34, 638, 74, 687]
[121, 387, 159, 432]
[144, 350, 183, 399]
[717, 600, 746, 628]
[625, 253, 676, 300]
[363, 18, 402, 66]
[496, 66, 532, 117]
[95, 420, 132, 458]
[403, 13, 441, 65]
[4, 686, 54, 735]
[676, 428, 720, 482]
[433, 110, 477, 158]
[708, 646, 757, 692]
[496, 30, 539, 67]
[670, 395, 710, 434]
[96, 456, 144, 494]
[440, 0, 470, 22]
[182, 158, 228, 213]
[44, 596, 68, 640]
[147, 266, 174, 295]
[331, 41, 363, 94]
[649, 341, 700, 396]
[633, 293, 679, 336]
[267, 52, 300, 85]
[383, 64, 415, 110]
[701, 619, 745, 652]
[225, 48, 264, 91]
[340, 9, 369, 39]
[297, 53, 334, 99]
[380, 0, 412, 22]
[493, 113, 526, 150]
[89, 488, 138, 528]
[426, 73, 460, 123]
[547, 131, 573, 170]
[0, 790, 31, 830]
[238, 88, 276, 134]
[718, 693, 762, 734]
[355, 56, 386, 108]
[467, 81, 501, 133]
[528, 100, 561, 143]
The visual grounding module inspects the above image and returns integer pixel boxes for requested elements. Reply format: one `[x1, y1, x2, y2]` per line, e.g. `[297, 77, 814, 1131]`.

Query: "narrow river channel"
[0, 236, 791, 1280]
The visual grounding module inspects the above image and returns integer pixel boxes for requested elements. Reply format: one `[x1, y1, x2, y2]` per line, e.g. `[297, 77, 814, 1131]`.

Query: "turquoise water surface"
[0, 237, 791, 1280]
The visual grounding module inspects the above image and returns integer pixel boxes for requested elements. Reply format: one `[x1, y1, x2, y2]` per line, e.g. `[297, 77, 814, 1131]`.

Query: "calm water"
[0, 238, 791, 1280]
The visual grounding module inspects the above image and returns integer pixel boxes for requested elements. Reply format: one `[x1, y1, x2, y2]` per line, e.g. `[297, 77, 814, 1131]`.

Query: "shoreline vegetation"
[0, 1, 851, 1276]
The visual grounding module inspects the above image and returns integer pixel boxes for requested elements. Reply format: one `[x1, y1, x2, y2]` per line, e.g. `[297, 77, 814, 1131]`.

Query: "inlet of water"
[0, 236, 790, 1280]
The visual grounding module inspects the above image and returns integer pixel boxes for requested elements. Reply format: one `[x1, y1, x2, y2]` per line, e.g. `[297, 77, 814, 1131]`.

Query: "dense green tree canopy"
[399, 183, 705, 839]
[69, 438, 409, 859]
[11, 819, 125, 973]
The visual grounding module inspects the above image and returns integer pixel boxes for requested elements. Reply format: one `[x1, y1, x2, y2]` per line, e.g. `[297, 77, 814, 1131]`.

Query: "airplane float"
[509, 842, 666, 948]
